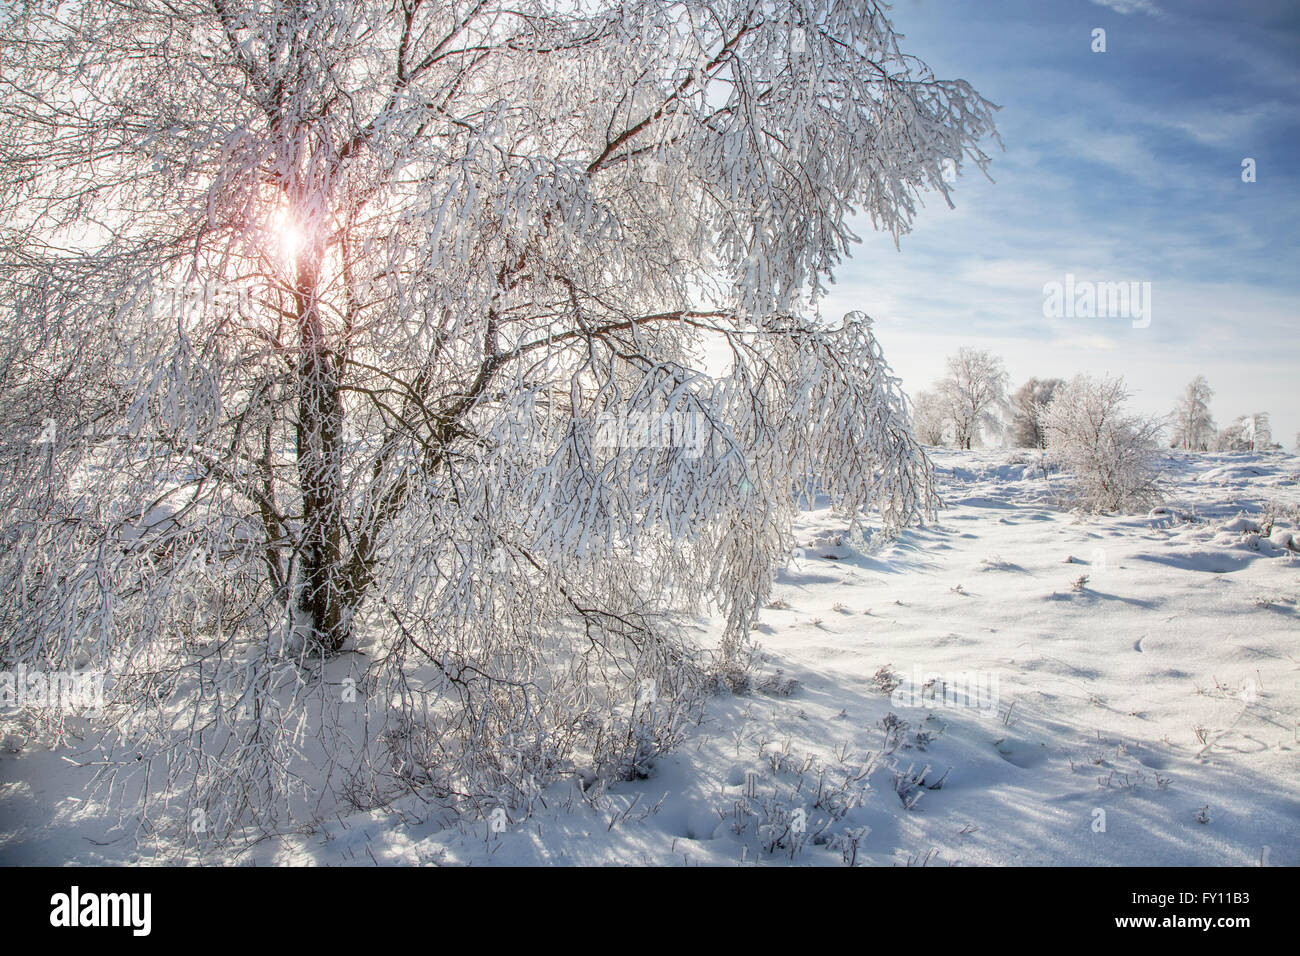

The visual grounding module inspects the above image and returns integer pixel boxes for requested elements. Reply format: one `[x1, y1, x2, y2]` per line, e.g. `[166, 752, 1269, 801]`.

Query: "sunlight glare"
[272, 207, 305, 264]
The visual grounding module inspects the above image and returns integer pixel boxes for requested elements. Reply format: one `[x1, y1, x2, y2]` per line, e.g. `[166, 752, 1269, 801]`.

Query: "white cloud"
[1090, 0, 1161, 15]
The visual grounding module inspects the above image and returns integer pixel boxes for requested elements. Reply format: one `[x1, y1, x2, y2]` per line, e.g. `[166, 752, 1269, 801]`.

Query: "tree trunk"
[294, 253, 351, 653]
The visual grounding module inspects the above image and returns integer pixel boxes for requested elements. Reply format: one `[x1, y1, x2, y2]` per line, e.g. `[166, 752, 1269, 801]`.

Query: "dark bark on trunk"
[294, 254, 351, 653]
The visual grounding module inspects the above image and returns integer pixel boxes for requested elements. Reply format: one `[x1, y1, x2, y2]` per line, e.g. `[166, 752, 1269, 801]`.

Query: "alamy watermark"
[1042, 274, 1151, 329]
[593, 409, 704, 458]
[49, 886, 150, 936]
[0, 665, 104, 712]
[147, 278, 250, 322]
[889, 666, 1000, 717]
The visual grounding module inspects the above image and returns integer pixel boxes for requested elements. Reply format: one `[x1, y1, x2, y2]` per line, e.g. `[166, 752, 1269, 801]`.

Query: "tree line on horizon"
[910, 349, 1282, 455]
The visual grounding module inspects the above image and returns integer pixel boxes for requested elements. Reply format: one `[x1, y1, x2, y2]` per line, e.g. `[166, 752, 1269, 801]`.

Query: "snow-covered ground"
[3, 449, 1297, 865]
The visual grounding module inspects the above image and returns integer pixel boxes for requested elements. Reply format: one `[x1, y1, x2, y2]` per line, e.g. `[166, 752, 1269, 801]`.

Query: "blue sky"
[819, 0, 1300, 446]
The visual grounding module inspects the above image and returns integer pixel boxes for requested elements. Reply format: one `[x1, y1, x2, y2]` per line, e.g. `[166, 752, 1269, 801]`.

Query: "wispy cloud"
[1090, 0, 1161, 15]
[833, 0, 1300, 442]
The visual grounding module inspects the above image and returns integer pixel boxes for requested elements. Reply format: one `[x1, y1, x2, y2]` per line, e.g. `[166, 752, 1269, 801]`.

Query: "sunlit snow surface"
[3, 449, 1297, 865]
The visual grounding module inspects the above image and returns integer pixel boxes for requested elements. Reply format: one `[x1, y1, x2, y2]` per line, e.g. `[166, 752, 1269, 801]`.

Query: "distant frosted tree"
[936, 348, 1009, 449]
[911, 389, 950, 446]
[1214, 413, 1271, 452]
[1170, 376, 1215, 451]
[1249, 412, 1272, 451]
[1041, 375, 1162, 512]
[1010, 377, 1064, 448]
[1214, 422, 1245, 451]
[0, 0, 999, 844]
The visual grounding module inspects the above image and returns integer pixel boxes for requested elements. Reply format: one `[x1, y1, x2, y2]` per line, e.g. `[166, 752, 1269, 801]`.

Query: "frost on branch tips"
[0, 0, 997, 843]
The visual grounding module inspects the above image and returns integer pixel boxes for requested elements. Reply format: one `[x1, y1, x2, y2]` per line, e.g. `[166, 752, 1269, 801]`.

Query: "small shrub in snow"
[1040, 375, 1163, 512]
[878, 712, 910, 753]
[725, 744, 876, 860]
[1258, 498, 1300, 540]
[871, 666, 902, 695]
[755, 670, 799, 697]
[705, 663, 755, 697]
[892, 762, 931, 809]
[828, 826, 870, 866]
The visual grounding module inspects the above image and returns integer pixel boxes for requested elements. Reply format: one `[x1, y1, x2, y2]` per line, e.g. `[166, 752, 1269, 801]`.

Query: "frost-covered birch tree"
[936, 347, 1008, 449]
[0, 0, 998, 842]
[911, 389, 949, 446]
[1170, 375, 1214, 451]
